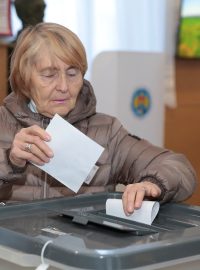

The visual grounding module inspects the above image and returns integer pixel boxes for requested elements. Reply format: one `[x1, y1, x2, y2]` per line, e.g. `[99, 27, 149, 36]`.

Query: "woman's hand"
[9, 125, 54, 168]
[122, 181, 161, 215]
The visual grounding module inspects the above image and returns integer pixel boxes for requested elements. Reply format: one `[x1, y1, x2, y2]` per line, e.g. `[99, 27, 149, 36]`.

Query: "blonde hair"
[10, 22, 88, 97]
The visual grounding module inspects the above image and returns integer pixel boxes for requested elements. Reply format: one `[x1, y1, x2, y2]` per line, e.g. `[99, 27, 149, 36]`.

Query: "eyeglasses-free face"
[29, 49, 83, 118]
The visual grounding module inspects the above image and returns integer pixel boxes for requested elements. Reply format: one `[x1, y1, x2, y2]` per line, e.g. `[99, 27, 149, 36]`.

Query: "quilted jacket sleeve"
[110, 118, 197, 203]
[0, 107, 26, 198]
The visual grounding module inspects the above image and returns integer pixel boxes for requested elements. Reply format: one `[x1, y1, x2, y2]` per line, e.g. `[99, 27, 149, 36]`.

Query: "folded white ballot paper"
[106, 199, 160, 225]
[35, 114, 104, 193]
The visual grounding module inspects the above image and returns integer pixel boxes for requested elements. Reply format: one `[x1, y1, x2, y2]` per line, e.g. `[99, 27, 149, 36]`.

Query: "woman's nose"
[56, 73, 68, 92]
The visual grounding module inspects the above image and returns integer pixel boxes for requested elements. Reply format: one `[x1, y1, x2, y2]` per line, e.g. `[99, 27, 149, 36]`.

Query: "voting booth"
[91, 51, 165, 146]
[0, 192, 200, 269]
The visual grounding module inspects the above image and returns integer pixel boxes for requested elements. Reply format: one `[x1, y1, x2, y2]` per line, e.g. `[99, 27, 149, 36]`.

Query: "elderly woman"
[0, 22, 196, 214]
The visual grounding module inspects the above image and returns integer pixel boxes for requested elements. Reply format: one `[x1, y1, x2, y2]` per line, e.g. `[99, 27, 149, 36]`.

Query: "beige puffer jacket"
[0, 80, 197, 202]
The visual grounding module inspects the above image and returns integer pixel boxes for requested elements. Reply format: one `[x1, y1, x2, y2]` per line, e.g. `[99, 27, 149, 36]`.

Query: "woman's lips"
[53, 98, 69, 104]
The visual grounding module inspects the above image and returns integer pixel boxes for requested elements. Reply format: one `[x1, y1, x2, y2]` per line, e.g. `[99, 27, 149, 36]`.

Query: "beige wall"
[165, 58, 200, 205]
[0, 44, 8, 104]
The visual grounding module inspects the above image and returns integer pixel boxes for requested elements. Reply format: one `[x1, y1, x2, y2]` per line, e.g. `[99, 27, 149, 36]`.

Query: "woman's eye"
[68, 73, 76, 77]
[67, 68, 79, 77]
[67, 71, 76, 77]
[43, 73, 56, 78]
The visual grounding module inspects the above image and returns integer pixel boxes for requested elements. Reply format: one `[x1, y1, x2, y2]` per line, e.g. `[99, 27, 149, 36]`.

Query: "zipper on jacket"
[43, 172, 47, 199]
[42, 117, 50, 199]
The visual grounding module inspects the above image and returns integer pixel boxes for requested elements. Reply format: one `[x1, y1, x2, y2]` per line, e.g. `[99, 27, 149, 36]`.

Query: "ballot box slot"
[61, 209, 160, 235]
[88, 209, 197, 231]
[61, 207, 197, 236]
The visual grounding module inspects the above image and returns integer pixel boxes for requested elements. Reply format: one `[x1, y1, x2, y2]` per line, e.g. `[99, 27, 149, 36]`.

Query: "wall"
[165, 58, 200, 205]
[0, 44, 8, 104]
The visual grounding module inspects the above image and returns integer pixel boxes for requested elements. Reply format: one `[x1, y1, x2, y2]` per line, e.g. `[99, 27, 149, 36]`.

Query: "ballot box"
[0, 192, 200, 269]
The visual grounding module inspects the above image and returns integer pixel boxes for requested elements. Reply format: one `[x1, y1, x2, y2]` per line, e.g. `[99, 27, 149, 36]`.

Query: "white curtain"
[11, 0, 181, 107]
[44, 0, 168, 74]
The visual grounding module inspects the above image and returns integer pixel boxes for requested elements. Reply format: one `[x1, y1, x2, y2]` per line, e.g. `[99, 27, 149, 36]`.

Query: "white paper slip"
[35, 114, 104, 193]
[106, 199, 160, 225]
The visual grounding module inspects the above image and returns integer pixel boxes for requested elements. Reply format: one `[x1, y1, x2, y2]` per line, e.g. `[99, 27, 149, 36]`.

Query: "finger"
[126, 187, 146, 214]
[27, 153, 47, 166]
[150, 186, 161, 197]
[134, 187, 146, 209]
[26, 125, 51, 141]
[30, 136, 53, 158]
[17, 128, 53, 158]
[9, 126, 52, 167]
[13, 135, 52, 159]
[9, 139, 29, 167]
[14, 144, 49, 166]
[14, 150, 46, 166]
[123, 187, 138, 215]
[11, 139, 52, 166]
[122, 189, 133, 216]
[9, 144, 42, 167]
[24, 143, 32, 153]
[142, 182, 161, 197]
[28, 143, 52, 163]
[14, 128, 51, 155]
[18, 126, 51, 143]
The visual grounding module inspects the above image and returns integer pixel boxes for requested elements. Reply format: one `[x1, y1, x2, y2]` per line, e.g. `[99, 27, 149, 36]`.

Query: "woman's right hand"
[9, 125, 54, 168]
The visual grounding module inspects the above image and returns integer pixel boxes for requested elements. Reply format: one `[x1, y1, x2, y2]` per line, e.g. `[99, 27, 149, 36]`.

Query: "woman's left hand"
[122, 181, 161, 215]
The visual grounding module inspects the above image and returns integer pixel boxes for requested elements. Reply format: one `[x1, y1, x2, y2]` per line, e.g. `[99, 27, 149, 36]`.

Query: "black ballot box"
[0, 192, 200, 269]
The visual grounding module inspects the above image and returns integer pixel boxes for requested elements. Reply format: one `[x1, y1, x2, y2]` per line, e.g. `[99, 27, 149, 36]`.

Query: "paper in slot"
[106, 199, 160, 225]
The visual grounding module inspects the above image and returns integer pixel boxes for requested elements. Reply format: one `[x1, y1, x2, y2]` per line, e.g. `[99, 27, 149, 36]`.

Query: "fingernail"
[135, 202, 141, 209]
[49, 151, 54, 157]
[45, 134, 51, 141]
[128, 204, 133, 213]
[39, 162, 45, 166]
